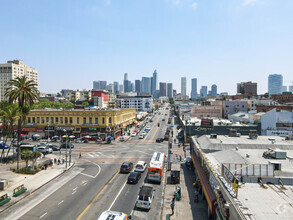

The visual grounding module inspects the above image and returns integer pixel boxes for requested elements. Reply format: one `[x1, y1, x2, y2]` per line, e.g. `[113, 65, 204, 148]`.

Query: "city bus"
[147, 152, 165, 184]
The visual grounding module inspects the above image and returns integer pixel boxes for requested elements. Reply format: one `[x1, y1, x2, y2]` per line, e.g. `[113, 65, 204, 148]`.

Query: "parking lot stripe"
[40, 212, 47, 218]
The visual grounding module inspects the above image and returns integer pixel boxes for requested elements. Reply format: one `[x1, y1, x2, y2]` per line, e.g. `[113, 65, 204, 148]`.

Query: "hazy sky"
[0, 0, 292, 95]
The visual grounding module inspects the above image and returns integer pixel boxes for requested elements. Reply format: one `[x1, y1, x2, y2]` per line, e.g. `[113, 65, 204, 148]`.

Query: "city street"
[1, 108, 171, 220]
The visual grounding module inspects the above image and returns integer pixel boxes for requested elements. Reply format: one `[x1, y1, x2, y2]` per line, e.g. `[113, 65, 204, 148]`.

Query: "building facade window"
[28, 117, 31, 123]
[70, 117, 72, 124]
[65, 117, 68, 124]
[89, 117, 92, 124]
[109, 117, 112, 124]
[102, 117, 105, 124]
[41, 117, 44, 123]
[37, 117, 40, 123]
[51, 117, 54, 124]
[55, 117, 58, 123]
[60, 117, 63, 124]
[83, 117, 86, 124]
[95, 118, 98, 124]
[77, 117, 79, 124]
[46, 117, 49, 123]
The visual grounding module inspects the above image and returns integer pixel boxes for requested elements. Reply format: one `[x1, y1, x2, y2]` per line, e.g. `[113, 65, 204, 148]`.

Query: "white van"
[97, 210, 130, 220]
[135, 185, 155, 210]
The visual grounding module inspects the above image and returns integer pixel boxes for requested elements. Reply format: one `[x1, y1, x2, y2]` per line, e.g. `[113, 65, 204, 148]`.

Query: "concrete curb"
[159, 163, 168, 220]
[0, 161, 75, 214]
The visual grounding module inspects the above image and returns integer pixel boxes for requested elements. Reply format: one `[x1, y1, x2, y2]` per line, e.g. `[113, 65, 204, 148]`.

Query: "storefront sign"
[223, 165, 239, 195]
[22, 127, 37, 132]
[57, 127, 74, 131]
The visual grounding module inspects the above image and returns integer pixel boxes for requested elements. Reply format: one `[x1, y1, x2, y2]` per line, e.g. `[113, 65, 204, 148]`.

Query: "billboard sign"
[201, 119, 213, 128]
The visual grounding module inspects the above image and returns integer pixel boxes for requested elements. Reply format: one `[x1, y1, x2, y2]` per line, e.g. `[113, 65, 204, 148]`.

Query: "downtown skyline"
[0, 0, 292, 94]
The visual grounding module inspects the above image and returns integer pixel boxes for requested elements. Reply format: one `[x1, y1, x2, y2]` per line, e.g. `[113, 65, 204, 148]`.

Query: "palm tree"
[0, 102, 19, 161]
[5, 76, 39, 170]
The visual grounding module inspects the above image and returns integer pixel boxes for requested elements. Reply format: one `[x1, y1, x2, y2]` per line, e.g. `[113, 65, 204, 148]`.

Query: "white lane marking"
[130, 210, 134, 216]
[73, 187, 78, 191]
[98, 152, 108, 157]
[87, 153, 95, 158]
[80, 159, 101, 178]
[72, 191, 76, 195]
[83, 182, 88, 186]
[58, 200, 64, 205]
[40, 212, 47, 218]
[137, 150, 153, 156]
[108, 181, 127, 211]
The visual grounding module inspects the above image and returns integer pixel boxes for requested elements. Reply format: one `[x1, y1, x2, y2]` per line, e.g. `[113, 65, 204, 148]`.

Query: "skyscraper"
[141, 77, 151, 95]
[191, 78, 197, 100]
[167, 83, 173, 98]
[93, 81, 107, 90]
[152, 70, 158, 95]
[113, 81, 119, 94]
[200, 86, 208, 98]
[135, 80, 141, 95]
[211, 84, 217, 97]
[181, 77, 187, 96]
[268, 74, 283, 95]
[159, 82, 167, 97]
[123, 73, 131, 93]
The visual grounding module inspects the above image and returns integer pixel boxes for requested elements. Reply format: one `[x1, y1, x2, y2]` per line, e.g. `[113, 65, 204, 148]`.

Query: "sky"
[0, 0, 292, 95]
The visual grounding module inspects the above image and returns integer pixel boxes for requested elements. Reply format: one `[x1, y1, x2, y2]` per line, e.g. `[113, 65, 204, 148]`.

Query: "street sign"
[33, 147, 36, 151]
[170, 126, 174, 128]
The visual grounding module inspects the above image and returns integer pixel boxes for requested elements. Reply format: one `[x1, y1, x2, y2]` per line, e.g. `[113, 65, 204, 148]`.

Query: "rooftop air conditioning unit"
[210, 134, 217, 139]
[249, 130, 258, 139]
[229, 129, 237, 137]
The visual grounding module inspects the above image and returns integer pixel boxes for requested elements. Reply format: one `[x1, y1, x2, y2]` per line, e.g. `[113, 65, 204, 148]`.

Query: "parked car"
[48, 144, 60, 151]
[134, 161, 147, 172]
[131, 132, 137, 137]
[37, 142, 49, 147]
[120, 161, 133, 173]
[127, 172, 141, 184]
[60, 143, 74, 148]
[135, 186, 155, 210]
[0, 143, 9, 149]
[162, 118, 165, 121]
[141, 132, 147, 136]
[120, 136, 125, 141]
[156, 138, 164, 143]
[139, 134, 144, 139]
[146, 126, 151, 130]
[36, 146, 52, 154]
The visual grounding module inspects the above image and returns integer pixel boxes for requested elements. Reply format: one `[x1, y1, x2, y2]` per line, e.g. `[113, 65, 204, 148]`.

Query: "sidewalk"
[0, 154, 74, 213]
[161, 118, 209, 220]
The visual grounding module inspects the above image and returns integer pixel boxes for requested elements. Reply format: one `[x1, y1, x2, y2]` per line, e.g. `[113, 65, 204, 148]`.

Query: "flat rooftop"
[194, 135, 293, 220]
[182, 117, 251, 126]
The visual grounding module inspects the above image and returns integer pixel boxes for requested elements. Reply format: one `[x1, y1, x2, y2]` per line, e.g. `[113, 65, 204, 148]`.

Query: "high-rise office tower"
[0, 60, 38, 101]
[106, 83, 114, 92]
[181, 77, 187, 96]
[141, 77, 151, 95]
[135, 80, 141, 95]
[289, 85, 293, 93]
[268, 74, 283, 95]
[118, 84, 124, 92]
[123, 73, 131, 93]
[211, 84, 217, 97]
[237, 81, 257, 96]
[113, 81, 119, 94]
[167, 83, 173, 98]
[282, 86, 287, 93]
[191, 78, 197, 100]
[93, 81, 107, 90]
[200, 86, 208, 98]
[159, 82, 167, 97]
[152, 70, 158, 95]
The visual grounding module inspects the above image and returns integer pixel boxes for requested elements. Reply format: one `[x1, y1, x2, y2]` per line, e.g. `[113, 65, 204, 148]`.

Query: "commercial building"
[24, 108, 136, 139]
[190, 135, 293, 220]
[113, 81, 119, 94]
[167, 83, 173, 98]
[271, 94, 293, 104]
[181, 77, 187, 96]
[237, 81, 257, 96]
[93, 81, 107, 90]
[268, 74, 283, 95]
[261, 108, 293, 136]
[159, 82, 167, 97]
[224, 100, 248, 118]
[0, 60, 38, 102]
[141, 77, 151, 95]
[135, 80, 141, 95]
[191, 78, 198, 100]
[200, 86, 208, 99]
[116, 96, 153, 112]
[61, 90, 91, 102]
[91, 90, 109, 108]
[152, 70, 158, 95]
[211, 84, 217, 97]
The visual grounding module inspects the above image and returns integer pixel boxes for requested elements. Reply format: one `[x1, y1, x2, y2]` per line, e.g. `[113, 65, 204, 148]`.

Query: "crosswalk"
[85, 151, 113, 158]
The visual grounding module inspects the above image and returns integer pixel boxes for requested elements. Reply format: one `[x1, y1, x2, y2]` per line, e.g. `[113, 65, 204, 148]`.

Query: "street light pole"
[63, 129, 68, 169]
[47, 122, 50, 143]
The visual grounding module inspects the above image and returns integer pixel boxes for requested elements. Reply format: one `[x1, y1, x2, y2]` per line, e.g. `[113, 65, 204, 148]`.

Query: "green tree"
[5, 76, 39, 170]
[62, 102, 74, 109]
[169, 98, 174, 104]
[0, 102, 19, 161]
[82, 102, 90, 107]
[21, 150, 41, 168]
[264, 93, 269, 98]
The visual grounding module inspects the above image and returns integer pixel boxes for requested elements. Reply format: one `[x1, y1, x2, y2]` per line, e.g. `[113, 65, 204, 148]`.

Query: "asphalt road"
[3, 107, 172, 220]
